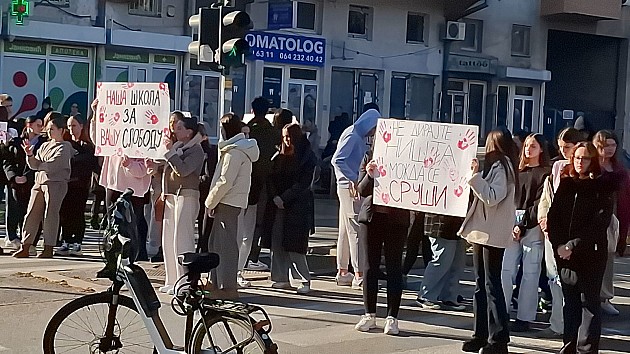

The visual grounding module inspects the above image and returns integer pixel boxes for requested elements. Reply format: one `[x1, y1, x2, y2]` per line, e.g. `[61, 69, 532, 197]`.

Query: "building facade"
[2, 0, 630, 151]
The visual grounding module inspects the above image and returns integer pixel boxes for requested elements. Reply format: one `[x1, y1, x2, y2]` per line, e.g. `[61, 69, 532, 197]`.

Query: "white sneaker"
[335, 272, 354, 286]
[296, 284, 311, 294]
[159, 285, 173, 294]
[354, 314, 377, 332]
[383, 316, 399, 335]
[271, 281, 292, 289]
[55, 242, 71, 256]
[29, 245, 37, 257]
[237, 273, 251, 288]
[69, 243, 83, 256]
[352, 276, 363, 290]
[601, 300, 620, 316]
[245, 261, 269, 271]
[4, 238, 21, 250]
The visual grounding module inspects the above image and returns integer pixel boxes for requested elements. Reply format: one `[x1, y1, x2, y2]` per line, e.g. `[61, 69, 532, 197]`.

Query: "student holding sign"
[459, 129, 519, 354]
[13, 112, 73, 259]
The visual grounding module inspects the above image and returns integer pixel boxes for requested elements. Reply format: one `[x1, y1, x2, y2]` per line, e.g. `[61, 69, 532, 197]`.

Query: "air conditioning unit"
[623, 0, 630, 6]
[445, 21, 466, 41]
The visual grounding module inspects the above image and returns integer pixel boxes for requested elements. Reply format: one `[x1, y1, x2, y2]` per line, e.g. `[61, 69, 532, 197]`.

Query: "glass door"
[287, 81, 318, 125]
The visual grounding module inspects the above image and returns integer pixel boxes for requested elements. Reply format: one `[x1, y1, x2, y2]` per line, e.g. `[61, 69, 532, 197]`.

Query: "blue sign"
[268, 1, 293, 30]
[246, 31, 326, 67]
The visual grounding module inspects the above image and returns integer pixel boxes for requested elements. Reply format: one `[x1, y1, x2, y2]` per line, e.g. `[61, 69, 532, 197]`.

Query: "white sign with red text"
[95, 82, 170, 159]
[372, 119, 479, 217]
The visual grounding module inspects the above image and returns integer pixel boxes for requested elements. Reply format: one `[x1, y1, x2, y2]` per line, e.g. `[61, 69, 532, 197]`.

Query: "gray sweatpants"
[22, 182, 68, 247]
[209, 203, 242, 291]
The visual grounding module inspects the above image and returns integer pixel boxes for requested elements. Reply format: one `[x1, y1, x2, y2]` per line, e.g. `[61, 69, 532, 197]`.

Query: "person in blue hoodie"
[331, 103, 380, 288]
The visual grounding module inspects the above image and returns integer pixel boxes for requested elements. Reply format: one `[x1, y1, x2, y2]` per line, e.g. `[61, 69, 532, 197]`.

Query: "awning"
[498, 66, 552, 82]
[7, 20, 106, 45]
[443, 0, 488, 21]
[109, 29, 190, 53]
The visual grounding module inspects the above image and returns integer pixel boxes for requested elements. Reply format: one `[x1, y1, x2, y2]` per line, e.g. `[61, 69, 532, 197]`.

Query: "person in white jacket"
[205, 113, 260, 300]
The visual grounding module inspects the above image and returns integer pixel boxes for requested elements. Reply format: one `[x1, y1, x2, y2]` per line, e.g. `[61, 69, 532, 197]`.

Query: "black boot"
[462, 338, 487, 353]
[150, 247, 164, 263]
[479, 343, 508, 354]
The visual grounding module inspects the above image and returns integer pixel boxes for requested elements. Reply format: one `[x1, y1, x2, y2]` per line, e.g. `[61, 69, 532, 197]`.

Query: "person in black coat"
[354, 146, 410, 335]
[3, 116, 46, 250]
[261, 123, 316, 294]
[197, 123, 218, 253]
[57, 115, 98, 255]
[547, 142, 620, 354]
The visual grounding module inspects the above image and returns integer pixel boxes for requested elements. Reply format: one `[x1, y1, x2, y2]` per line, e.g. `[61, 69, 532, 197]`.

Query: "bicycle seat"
[178, 252, 220, 274]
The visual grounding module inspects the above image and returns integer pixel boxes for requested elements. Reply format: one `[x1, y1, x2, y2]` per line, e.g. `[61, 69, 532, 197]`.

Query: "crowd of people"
[1, 91, 628, 353]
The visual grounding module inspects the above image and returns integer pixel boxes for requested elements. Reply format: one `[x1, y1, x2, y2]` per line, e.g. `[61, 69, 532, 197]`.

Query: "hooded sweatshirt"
[332, 109, 380, 187]
[205, 133, 260, 210]
[27, 140, 74, 184]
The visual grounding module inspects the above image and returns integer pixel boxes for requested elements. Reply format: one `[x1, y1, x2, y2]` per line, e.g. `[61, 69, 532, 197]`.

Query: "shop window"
[515, 86, 533, 96]
[348, 5, 372, 40]
[296, 2, 316, 31]
[390, 77, 407, 119]
[468, 83, 485, 129]
[452, 20, 482, 52]
[406, 13, 426, 44]
[511, 25, 531, 57]
[290, 68, 317, 81]
[408, 76, 434, 121]
[129, 0, 161, 17]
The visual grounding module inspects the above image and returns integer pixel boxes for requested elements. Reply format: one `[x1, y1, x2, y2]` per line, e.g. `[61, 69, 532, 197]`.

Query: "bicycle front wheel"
[189, 314, 267, 354]
[43, 292, 154, 353]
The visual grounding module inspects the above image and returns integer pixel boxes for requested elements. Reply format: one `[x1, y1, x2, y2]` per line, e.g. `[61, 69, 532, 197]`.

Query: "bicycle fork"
[99, 281, 125, 352]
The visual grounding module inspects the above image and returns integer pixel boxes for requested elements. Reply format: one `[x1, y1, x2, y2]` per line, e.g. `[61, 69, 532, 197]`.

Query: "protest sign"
[95, 82, 170, 159]
[0, 122, 7, 143]
[372, 119, 479, 217]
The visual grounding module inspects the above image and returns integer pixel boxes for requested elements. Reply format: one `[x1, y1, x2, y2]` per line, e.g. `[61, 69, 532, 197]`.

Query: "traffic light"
[218, 8, 251, 72]
[188, 8, 219, 64]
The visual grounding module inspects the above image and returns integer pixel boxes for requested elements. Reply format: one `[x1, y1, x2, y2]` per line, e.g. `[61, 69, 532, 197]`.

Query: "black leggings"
[59, 185, 90, 244]
[363, 212, 408, 318]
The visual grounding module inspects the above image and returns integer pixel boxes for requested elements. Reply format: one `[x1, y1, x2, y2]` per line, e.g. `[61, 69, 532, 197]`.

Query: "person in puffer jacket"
[205, 113, 260, 300]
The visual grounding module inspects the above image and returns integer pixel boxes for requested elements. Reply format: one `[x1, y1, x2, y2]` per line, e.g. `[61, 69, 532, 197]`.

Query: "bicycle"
[43, 189, 278, 353]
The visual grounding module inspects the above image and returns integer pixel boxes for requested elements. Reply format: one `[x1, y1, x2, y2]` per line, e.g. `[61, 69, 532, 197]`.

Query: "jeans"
[559, 253, 607, 354]
[501, 227, 544, 322]
[420, 237, 465, 303]
[545, 236, 564, 334]
[472, 243, 510, 345]
[363, 212, 407, 318]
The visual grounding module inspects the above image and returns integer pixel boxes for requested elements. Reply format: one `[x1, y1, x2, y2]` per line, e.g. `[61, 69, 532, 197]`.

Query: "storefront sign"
[268, 1, 293, 30]
[447, 54, 497, 75]
[4, 41, 47, 55]
[51, 46, 89, 58]
[246, 31, 325, 67]
[105, 51, 150, 63]
[95, 82, 170, 159]
[372, 119, 479, 217]
[154, 54, 176, 64]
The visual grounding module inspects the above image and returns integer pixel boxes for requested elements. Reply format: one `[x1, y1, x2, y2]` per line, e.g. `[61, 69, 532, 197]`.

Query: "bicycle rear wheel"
[189, 314, 267, 354]
[43, 292, 154, 353]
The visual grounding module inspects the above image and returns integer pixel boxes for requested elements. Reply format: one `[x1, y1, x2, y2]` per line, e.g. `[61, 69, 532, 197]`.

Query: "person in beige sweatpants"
[13, 112, 73, 258]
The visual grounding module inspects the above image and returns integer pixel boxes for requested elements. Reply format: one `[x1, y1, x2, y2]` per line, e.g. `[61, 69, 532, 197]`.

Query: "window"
[406, 13, 426, 43]
[452, 20, 482, 52]
[348, 5, 372, 39]
[129, 0, 161, 17]
[296, 2, 316, 31]
[511, 25, 531, 57]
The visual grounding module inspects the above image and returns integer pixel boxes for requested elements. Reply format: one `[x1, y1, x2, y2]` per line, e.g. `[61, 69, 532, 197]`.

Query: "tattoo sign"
[95, 82, 170, 159]
[372, 119, 479, 217]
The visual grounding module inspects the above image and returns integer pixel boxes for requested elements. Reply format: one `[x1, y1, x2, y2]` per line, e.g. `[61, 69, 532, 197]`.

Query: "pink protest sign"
[95, 82, 170, 159]
[372, 119, 479, 217]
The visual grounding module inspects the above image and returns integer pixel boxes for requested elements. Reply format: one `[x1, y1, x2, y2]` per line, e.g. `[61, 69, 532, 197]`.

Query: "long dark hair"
[280, 123, 306, 156]
[220, 113, 242, 140]
[592, 130, 619, 168]
[518, 133, 550, 171]
[484, 129, 520, 199]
